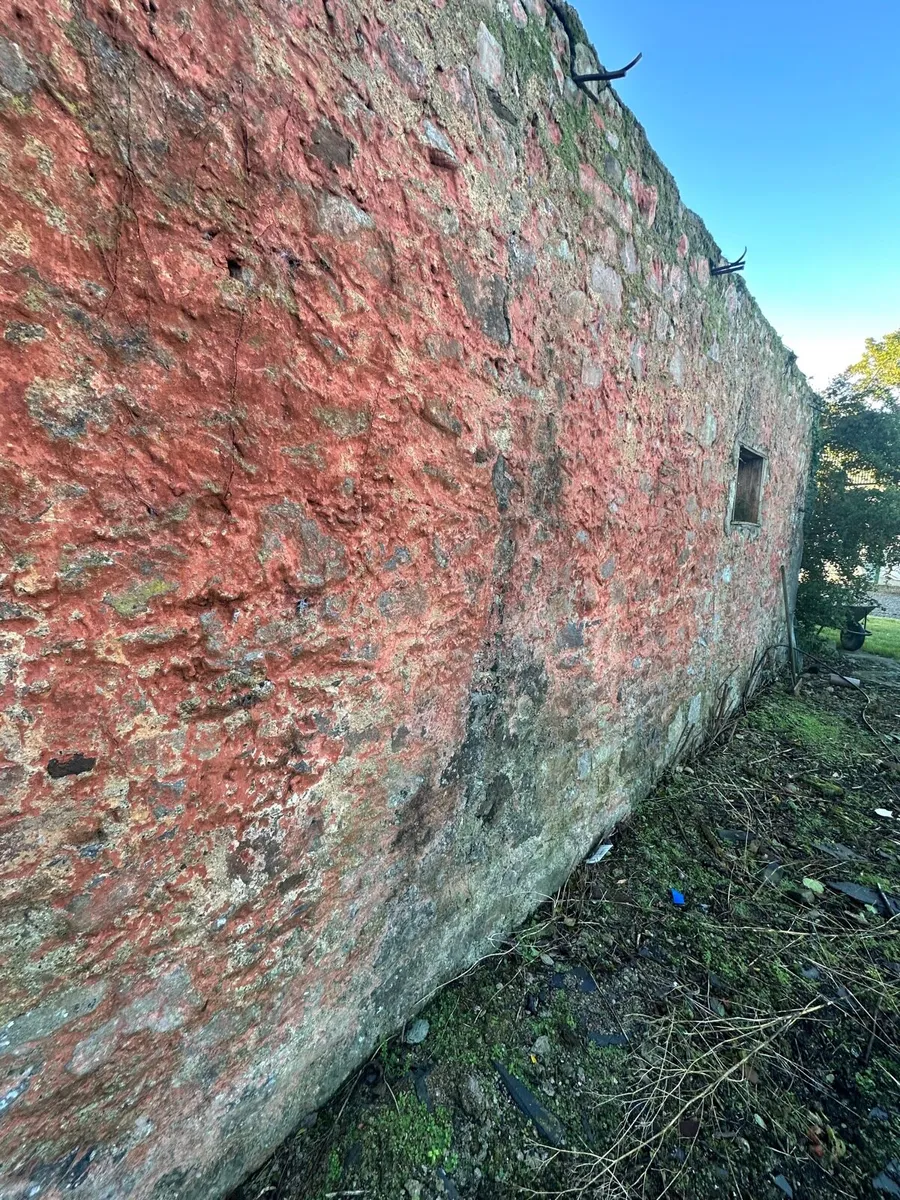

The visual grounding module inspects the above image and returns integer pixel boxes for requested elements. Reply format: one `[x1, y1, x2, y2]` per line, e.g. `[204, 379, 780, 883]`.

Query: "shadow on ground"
[235, 662, 900, 1200]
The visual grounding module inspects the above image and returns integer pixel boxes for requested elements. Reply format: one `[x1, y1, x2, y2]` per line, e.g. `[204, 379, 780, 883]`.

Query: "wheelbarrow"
[839, 603, 878, 651]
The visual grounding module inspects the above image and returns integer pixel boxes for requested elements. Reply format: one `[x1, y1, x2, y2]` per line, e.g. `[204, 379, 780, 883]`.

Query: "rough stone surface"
[0, 1, 814, 1198]
[473, 23, 504, 88]
[404, 1018, 430, 1045]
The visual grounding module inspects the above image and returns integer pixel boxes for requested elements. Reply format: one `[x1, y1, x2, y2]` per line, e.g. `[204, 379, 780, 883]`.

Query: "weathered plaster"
[0, 1, 814, 1196]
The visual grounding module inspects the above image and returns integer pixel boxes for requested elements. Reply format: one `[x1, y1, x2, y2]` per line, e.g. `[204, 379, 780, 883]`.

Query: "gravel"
[872, 589, 900, 619]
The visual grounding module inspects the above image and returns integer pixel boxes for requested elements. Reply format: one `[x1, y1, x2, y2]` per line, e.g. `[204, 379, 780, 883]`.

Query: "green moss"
[804, 774, 844, 797]
[527, 990, 577, 1044]
[499, 14, 554, 84]
[1, 94, 34, 117]
[494, 12, 596, 178]
[745, 694, 852, 762]
[421, 988, 480, 1066]
[105, 577, 176, 618]
[553, 92, 594, 175]
[361, 1092, 453, 1172]
[325, 1149, 341, 1185]
[422, 976, 524, 1070]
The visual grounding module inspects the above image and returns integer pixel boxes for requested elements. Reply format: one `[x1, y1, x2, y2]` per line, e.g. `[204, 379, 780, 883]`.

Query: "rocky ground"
[235, 656, 900, 1200]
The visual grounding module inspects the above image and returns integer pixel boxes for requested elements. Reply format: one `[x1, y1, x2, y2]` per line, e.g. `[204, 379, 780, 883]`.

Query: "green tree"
[850, 327, 900, 389]
[797, 358, 900, 635]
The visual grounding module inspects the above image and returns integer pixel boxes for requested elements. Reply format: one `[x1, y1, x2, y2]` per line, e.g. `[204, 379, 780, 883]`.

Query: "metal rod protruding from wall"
[574, 52, 643, 83]
[546, 0, 641, 101]
[711, 248, 747, 276]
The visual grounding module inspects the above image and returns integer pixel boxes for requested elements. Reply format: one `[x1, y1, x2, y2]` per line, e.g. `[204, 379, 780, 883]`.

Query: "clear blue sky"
[577, 0, 900, 388]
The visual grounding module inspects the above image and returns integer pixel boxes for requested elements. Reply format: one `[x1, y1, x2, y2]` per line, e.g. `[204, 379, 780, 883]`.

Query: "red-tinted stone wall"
[0, 1, 814, 1196]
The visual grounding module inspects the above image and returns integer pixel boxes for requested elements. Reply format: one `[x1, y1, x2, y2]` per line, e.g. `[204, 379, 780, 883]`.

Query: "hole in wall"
[732, 445, 765, 524]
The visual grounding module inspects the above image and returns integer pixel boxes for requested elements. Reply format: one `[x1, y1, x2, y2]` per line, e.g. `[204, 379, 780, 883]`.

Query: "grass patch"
[858, 615, 900, 657]
[821, 614, 900, 659]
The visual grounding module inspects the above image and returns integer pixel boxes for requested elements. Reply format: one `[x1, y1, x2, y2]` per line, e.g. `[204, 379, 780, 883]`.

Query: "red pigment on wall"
[0, 1, 814, 1196]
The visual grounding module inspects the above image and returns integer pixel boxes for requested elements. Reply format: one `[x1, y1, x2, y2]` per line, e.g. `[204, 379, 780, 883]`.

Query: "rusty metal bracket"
[545, 0, 641, 102]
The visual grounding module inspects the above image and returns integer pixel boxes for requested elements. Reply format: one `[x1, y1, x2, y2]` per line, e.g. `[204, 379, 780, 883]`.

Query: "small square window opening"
[732, 446, 764, 524]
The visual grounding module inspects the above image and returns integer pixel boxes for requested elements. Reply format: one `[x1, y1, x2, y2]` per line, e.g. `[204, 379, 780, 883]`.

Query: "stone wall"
[0, 1, 815, 1196]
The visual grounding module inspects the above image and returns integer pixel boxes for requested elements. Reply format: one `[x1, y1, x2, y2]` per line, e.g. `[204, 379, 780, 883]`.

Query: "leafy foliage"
[797, 342, 900, 634]
[850, 328, 900, 389]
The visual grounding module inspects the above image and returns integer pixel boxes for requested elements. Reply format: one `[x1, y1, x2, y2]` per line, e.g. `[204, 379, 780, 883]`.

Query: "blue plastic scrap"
[670, 889, 686, 906]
